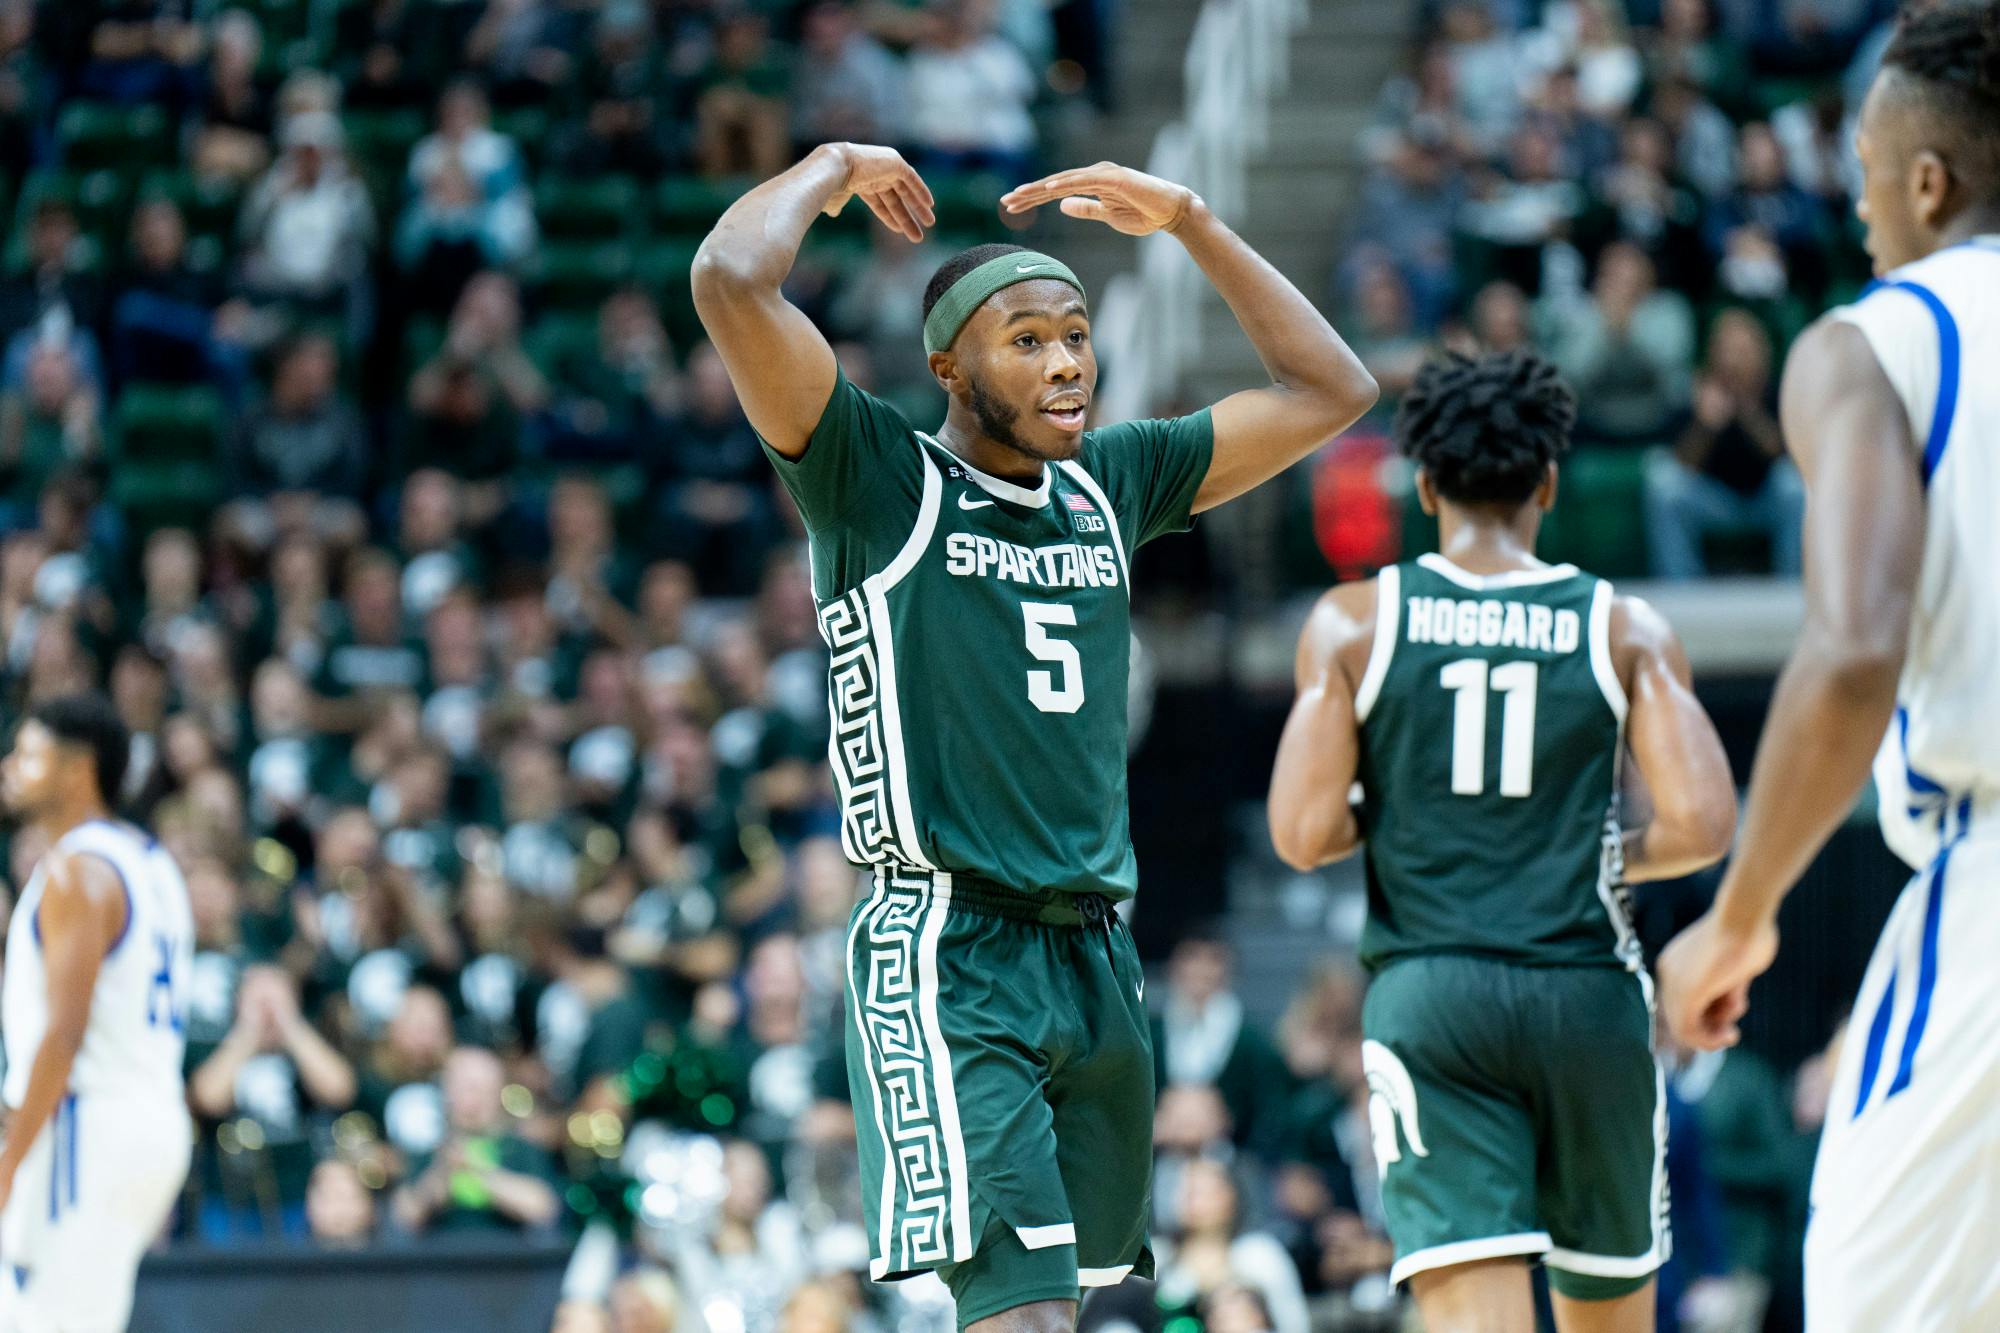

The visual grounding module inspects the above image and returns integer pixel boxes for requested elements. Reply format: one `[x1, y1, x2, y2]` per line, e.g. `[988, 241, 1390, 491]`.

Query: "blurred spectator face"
[1661, 0, 1711, 39]
[173, 624, 235, 699]
[442, 1045, 506, 1134]
[426, 595, 487, 685]
[24, 343, 78, 416]
[721, 1139, 772, 1224]
[1440, 2, 1494, 44]
[709, 622, 766, 703]
[400, 470, 462, 550]
[550, 477, 612, 552]
[1154, 1084, 1231, 1151]
[346, 555, 403, 641]
[1508, 127, 1561, 183]
[161, 713, 218, 782]
[609, 1270, 679, 1333]
[144, 528, 202, 607]
[579, 649, 632, 718]
[319, 806, 382, 878]
[1471, 281, 1530, 352]
[1618, 118, 1671, 176]
[29, 204, 76, 271]
[251, 658, 310, 735]
[438, 84, 489, 139]
[1392, 134, 1451, 191]
[599, 291, 665, 361]
[1168, 937, 1232, 1007]
[132, 200, 188, 272]
[212, 10, 262, 81]
[1205, 1285, 1275, 1333]
[390, 747, 450, 823]
[1706, 309, 1772, 394]
[461, 867, 515, 947]
[639, 562, 696, 640]
[1354, 263, 1413, 336]
[797, 837, 856, 929]
[387, 985, 454, 1071]
[274, 335, 340, 414]
[747, 933, 805, 1013]
[1738, 122, 1786, 192]
[112, 648, 170, 727]
[1176, 1158, 1240, 1234]
[553, 1303, 614, 1333]
[502, 743, 564, 822]
[272, 534, 328, 602]
[776, 1281, 845, 1333]
[715, 11, 771, 66]
[456, 272, 522, 343]
[185, 859, 240, 947]
[306, 1160, 376, 1246]
[802, 3, 854, 59]
[1593, 243, 1655, 308]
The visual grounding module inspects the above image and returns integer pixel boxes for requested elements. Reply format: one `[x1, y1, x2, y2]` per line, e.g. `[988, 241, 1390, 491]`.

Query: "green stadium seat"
[1546, 449, 1650, 579]
[494, 108, 551, 166]
[637, 240, 703, 351]
[56, 102, 176, 172]
[341, 109, 426, 176]
[15, 170, 133, 251]
[928, 172, 1007, 235]
[403, 316, 447, 375]
[535, 241, 635, 313]
[655, 178, 749, 237]
[535, 176, 640, 244]
[111, 385, 227, 465]
[111, 461, 225, 535]
[524, 312, 599, 377]
[137, 172, 242, 243]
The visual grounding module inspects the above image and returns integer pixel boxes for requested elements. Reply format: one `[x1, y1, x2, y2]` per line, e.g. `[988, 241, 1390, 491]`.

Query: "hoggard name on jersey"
[1405, 595, 1582, 654]
[943, 533, 1122, 590]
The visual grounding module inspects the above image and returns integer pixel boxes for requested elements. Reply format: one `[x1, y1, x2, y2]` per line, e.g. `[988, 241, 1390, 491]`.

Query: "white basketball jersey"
[1832, 236, 2000, 868]
[3, 819, 194, 1107]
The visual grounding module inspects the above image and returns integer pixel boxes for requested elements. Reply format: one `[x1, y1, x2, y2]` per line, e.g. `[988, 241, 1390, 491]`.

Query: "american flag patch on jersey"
[1062, 492, 1096, 514]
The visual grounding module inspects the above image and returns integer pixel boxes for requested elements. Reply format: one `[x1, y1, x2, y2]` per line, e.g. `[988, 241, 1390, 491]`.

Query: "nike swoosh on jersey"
[958, 494, 995, 510]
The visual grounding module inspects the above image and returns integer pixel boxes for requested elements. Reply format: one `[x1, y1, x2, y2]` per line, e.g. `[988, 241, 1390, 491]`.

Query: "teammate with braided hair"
[1269, 349, 1735, 1333]
[1656, 3, 2000, 1326]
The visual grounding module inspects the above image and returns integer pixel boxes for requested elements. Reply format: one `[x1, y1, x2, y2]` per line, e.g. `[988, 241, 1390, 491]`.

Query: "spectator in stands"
[1457, 125, 1586, 293]
[655, 1139, 809, 1333]
[1645, 0, 1753, 120]
[315, 549, 425, 726]
[1706, 119, 1829, 303]
[357, 983, 456, 1157]
[1465, 279, 1532, 354]
[334, 0, 431, 109]
[0, 338, 100, 524]
[395, 468, 480, 618]
[548, 288, 680, 463]
[792, 2, 909, 151]
[191, 10, 273, 182]
[306, 1159, 382, 1248]
[0, 1, 42, 173]
[1520, 64, 1620, 191]
[189, 964, 358, 1240]
[1589, 115, 1710, 298]
[73, 0, 204, 105]
[393, 1045, 562, 1236]
[397, 158, 535, 317]
[1154, 1159, 1311, 1333]
[1436, 2, 1521, 153]
[1542, 241, 1694, 447]
[237, 111, 377, 338]
[461, 0, 573, 108]
[410, 82, 533, 219]
[1342, 123, 1464, 329]
[555, 2, 669, 177]
[223, 333, 370, 549]
[1648, 73, 1738, 203]
[0, 200, 104, 350]
[905, 0, 1038, 178]
[1644, 307, 1802, 578]
[610, 1269, 681, 1333]
[1153, 926, 1285, 1154]
[403, 273, 547, 528]
[108, 197, 230, 388]
[1772, 85, 1858, 206]
[651, 342, 777, 597]
[694, 8, 792, 179]
[1342, 259, 1430, 414]
[828, 225, 940, 394]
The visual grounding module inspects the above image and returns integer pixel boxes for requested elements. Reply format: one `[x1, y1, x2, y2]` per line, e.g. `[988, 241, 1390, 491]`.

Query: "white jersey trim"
[1056, 460, 1129, 596]
[1078, 1264, 1135, 1287]
[914, 877, 974, 1263]
[1354, 565, 1401, 724]
[1417, 553, 1579, 590]
[1588, 581, 1627, 723]
[922, 433, 1051, 508]
[1390, 1232, 1554, 1287]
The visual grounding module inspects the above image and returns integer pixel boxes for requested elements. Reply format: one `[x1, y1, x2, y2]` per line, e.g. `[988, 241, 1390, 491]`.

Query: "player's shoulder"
[1296, 576, 1384, 685]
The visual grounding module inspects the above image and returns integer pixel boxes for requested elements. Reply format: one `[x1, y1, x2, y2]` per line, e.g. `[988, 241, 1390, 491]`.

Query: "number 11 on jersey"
[1441, 659, 1538, 797]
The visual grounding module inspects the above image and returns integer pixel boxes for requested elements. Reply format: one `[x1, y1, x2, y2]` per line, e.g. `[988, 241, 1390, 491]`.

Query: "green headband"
[922, 251, 1088, 355]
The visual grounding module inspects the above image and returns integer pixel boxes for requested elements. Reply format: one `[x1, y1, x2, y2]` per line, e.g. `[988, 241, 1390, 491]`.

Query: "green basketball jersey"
[764, 373, 1213, 900]
[1354, 554, 1634, 970]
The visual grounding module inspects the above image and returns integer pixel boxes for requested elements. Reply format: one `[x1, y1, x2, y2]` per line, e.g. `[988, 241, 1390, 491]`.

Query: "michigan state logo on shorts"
[1363, 1039, 1430, 1178]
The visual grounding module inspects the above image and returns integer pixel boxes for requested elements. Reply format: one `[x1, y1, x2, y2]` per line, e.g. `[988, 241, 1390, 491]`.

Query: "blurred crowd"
[1340, 0, 1897, 581]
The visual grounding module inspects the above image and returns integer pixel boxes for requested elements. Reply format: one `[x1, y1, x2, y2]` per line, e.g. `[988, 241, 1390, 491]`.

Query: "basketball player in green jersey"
[691, 144, 1376, 1332]
[1268, 351, 1738, 1333]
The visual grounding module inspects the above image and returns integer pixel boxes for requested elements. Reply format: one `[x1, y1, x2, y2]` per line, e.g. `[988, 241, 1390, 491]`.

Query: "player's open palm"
[1002, 162, 1196, 236]
[1656, 909, 1779, 1051]
[821, 143, 936, 244]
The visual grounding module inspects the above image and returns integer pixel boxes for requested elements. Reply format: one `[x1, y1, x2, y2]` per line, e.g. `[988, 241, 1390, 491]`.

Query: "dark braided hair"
[1393, 350, 1576, 507]
[921, 243, 1030, 326]
[1881, 0, 2000, 197]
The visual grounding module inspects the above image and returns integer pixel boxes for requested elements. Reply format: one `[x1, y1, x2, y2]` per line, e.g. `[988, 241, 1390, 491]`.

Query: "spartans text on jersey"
[942, 532, 1122, 590]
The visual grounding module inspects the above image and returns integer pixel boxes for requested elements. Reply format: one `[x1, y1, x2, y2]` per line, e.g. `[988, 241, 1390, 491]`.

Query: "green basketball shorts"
[1362, 953, 1669, 1302]
[843, 867, 1156, 1327]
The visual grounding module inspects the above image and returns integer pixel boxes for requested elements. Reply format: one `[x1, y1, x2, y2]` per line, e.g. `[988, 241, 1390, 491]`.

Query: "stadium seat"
[138, 171, 243, 245]
[494, 108, 551, 167]
[524, 312, 599, 377]
[56, 102, 176, 172]
[636, 240, 703, 353]
[654, 178, 749, 238]
[928, 172, 1008, 235]
[1548, 450, 1651, 579]
[341, 109, 427, 176]
[535, 241, 636, 313]
[110, 385, 227, 465]
[14, 170, 133, 251]
[110, 462, 225, 535]
[535, 176, 641, 244]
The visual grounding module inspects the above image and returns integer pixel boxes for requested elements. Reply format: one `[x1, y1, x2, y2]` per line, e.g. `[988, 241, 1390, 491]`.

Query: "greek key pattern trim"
[861, 883, 951, 1269]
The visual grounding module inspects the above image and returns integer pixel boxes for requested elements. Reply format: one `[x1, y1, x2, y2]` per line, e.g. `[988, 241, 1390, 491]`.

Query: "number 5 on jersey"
[1023, 602, 1084, 713]
[1441, 659, 1538, 797]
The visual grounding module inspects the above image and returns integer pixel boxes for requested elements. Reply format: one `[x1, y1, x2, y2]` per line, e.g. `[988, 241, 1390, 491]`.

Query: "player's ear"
[1413, 467, 1439, 517]
[928, 349, 962, 395]
[1537, 462, 1559, 513]
[1909, 148, 1952, 231]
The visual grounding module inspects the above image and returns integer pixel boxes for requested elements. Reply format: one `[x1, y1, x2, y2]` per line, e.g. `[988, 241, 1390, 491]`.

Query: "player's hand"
[820, 143, 935, 244]
[1655, 909, 1779, 1050]
[1002, 163, 1199, 236]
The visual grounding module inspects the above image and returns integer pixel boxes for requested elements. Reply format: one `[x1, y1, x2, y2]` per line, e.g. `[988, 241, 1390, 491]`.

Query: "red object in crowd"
[1311, 429, 1400, 581]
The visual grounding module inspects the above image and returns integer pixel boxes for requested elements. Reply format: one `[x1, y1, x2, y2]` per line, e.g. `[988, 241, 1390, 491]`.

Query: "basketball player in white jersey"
[1656, 2, 2000, 1327]
[0, 694, 193, 1331]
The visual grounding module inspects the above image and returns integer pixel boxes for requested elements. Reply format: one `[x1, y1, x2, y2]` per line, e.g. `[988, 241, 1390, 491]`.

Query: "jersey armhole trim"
[1353, 565, 1401, 723]
[1588, 580, 1628, 724]
[1056, 460, 1130, 596]
[877, 443, 944, 592]
[1853, 279, 1960, 484]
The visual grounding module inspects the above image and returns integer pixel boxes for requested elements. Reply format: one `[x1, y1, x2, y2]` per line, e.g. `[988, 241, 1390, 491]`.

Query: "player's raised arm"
[1002, 164, 1377, 511]
[1269, 582, 1376, 869]
[1657, 317, 1923, 1050]
[691, 143, 936, 456]
[1612, 596, 1736, 883]
[0, 851, 125, 1211]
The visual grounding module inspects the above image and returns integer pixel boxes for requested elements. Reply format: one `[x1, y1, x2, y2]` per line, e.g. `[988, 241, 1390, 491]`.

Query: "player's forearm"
[1712, 641, 1901, 929]
[692, 144, 850, 296]
[1172, 201, 1376, 425]
[0, 1030, 82, 1175]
